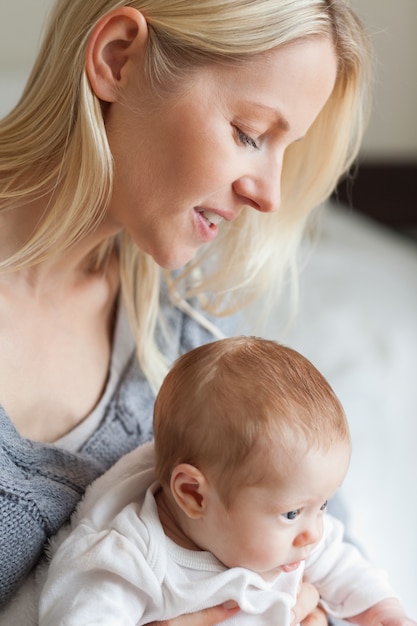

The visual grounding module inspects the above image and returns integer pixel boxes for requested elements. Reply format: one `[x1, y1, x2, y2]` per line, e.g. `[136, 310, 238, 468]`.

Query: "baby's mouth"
[281, 561, 302, 573]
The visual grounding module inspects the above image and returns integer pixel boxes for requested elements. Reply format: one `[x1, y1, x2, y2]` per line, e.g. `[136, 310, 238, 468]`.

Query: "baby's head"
[153, 336, 351, 576]
[154, 336, 349, 499]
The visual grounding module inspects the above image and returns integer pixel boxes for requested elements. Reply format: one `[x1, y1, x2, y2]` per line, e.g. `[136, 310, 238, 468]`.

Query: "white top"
[39, 443, 396, 626]
[55, 302, 135, 451]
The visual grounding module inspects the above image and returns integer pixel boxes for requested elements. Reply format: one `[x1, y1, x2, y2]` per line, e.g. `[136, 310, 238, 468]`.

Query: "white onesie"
[39, 442, 396, 626]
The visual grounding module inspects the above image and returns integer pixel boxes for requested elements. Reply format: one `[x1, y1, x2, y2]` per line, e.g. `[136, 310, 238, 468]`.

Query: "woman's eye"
[282, 509, 300, 521]
[320, 500, 328, 512]
[235, 127, 259, 150]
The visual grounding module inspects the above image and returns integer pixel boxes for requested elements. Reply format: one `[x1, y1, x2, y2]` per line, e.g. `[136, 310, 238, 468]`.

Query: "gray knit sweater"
[0, 296, 225, 607]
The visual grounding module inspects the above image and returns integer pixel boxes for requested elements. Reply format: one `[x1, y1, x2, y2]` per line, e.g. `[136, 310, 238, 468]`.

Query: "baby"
[39, 337, 415, 625]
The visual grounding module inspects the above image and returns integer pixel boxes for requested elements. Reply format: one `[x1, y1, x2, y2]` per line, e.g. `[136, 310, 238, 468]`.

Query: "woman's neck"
[0, 198, 121, 297]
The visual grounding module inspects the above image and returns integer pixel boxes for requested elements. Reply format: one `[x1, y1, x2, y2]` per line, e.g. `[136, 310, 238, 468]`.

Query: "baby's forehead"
[257, 429, 351, 462]
[252, 438, 350, 487]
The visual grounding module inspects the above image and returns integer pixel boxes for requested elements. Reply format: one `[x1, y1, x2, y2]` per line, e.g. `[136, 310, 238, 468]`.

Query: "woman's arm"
[0, 407, 103, 606]
[147, 602, 240, 626]
[348, 598, 417, 626]
[149, 582, 326, 626]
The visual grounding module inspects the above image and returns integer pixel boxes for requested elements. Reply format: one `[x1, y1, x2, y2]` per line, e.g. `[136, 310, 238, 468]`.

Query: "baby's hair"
[154, 336, 349, 506]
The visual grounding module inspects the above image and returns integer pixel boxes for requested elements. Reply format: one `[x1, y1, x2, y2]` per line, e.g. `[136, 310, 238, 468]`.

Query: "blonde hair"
[0, 0, 372, 389]
[154, 336, 350, 506]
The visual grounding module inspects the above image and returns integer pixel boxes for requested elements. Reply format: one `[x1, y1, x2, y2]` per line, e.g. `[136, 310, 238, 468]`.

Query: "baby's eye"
[320, 500, 328, 512]
[282, 509, 300, 521]
[235, 127, 259, 150]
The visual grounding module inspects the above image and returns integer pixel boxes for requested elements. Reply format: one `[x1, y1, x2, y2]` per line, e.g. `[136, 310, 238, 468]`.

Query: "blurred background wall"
[350, 0, 417, 162]
[337, 0, 417, 234]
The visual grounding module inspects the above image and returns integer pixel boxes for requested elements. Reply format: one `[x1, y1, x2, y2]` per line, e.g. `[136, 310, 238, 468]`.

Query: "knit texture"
[0, 292, 228, 607]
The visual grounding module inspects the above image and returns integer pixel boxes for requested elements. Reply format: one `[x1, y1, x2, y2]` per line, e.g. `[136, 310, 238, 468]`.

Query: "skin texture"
[4, 8, 416, 626]
[0, 7, 338, 625]
[159, 445, 351, 579]
[157, 440, 417, 625]
[147, 588, 326, 626]
[85, 12, 339, 624]
[152, 444, 350, 625]
[88, 9, 338, 270]
[0, 12, 338, 445]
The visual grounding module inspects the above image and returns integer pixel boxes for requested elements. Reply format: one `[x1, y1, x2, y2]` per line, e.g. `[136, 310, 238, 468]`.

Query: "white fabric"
[55, 301, 135, 452]
[2, 73, 417, 618]
[39, 443, 396, 626]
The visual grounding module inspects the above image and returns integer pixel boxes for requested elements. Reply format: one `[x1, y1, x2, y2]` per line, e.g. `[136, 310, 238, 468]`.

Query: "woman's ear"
[170, 464, 209, 520]
[86, 7, 149, 103]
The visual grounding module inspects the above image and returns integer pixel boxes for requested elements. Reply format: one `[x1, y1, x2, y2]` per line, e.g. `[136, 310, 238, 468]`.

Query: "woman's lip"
[195, 207, 234, 224]
[199, 209, 223, 226]
[193, 208, 220, 243]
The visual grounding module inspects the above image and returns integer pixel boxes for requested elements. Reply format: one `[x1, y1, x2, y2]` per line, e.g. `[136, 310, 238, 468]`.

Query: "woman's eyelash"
[235, 127, 259, 150]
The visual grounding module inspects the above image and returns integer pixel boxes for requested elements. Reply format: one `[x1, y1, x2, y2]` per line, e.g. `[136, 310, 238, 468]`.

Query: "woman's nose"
[232, 159, 282, 213]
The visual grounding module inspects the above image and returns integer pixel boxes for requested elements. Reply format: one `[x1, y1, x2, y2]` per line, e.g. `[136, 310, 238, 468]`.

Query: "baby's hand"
[350, 598, 417, 626]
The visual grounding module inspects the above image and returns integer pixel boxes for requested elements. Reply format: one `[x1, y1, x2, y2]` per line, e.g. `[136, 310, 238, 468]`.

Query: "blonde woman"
[0, 0, 371, 622]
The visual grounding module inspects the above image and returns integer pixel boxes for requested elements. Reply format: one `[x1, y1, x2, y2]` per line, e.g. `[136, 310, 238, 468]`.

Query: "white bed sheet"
[250, 204, 417, 616]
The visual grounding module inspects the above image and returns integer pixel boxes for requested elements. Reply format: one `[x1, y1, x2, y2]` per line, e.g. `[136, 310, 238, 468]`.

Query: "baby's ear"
[170, 464, 209, 519]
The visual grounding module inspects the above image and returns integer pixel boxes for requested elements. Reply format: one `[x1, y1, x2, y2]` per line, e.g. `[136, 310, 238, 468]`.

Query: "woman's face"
[105, 37, 337, 269]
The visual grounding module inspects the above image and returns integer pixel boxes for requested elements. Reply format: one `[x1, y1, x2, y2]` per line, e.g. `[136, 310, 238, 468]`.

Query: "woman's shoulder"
[159, 280, 242, 357]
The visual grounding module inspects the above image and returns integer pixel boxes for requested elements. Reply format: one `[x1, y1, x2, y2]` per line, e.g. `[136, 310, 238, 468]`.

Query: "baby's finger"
[292, 582, 322, 626]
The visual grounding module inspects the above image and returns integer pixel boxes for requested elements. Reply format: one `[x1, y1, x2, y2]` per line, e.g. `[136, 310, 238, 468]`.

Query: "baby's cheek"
[244, 540, 283, 572]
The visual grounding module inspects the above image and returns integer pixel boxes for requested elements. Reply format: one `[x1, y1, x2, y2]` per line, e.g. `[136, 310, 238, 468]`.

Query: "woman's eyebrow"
[244, 100, 291, 132]
[243, 101, 308, 142]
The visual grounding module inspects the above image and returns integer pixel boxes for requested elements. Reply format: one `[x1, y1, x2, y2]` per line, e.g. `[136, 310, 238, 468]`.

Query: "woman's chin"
[153, 248, 199, 272]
